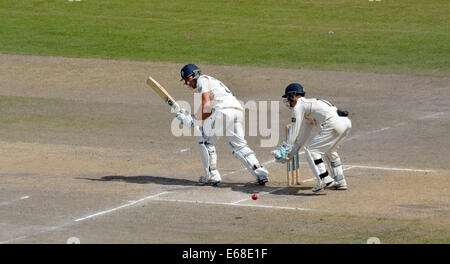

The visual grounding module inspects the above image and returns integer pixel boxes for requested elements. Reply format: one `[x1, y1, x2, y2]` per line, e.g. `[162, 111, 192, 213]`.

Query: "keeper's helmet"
[180, 64, 201, 83]
[282, 83, 306, 108]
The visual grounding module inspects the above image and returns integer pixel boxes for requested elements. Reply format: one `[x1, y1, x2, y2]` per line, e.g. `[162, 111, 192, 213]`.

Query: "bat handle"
[167, 99, 180, 111]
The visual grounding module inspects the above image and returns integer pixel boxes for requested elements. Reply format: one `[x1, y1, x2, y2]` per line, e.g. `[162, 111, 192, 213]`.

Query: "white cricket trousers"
[199, 108, 268, 182]
[307, 116, 352, 155]
[202, 108, 247, 149]
[304, 116, 352, 183]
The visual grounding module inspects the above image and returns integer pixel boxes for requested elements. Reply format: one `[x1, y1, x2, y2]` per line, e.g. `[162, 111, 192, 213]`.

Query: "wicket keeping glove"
[176, 108, 194, 127]
[271, 141, 292, 163]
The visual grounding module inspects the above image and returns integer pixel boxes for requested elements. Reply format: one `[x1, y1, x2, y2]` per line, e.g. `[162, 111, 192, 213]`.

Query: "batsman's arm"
[195, 92, 213, 120]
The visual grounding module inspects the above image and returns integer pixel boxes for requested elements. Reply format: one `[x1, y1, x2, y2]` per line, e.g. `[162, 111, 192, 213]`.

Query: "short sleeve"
[197, 77, 210, 94]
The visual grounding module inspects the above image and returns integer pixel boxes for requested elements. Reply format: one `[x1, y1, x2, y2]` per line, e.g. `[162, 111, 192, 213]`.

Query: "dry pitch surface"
[0, 54, 449, 244]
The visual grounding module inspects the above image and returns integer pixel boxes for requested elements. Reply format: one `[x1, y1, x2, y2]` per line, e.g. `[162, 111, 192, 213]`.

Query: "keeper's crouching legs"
[304, 147, 335, 192]
[324, 152, 347, 190]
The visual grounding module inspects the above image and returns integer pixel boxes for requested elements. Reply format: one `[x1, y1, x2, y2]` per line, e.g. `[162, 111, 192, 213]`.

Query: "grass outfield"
[0, 0, 448, 75]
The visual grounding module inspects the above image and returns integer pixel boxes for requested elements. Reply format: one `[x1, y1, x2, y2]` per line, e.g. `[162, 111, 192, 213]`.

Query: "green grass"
[0, 0, 448, 75]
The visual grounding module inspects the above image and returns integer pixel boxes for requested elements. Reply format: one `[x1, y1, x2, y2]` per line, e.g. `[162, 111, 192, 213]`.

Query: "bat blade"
[146, 77, 180, 110]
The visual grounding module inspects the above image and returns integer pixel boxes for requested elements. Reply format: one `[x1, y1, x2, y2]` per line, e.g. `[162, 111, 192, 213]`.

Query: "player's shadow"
[79, 175, 324, 196]
[79, 175, 197, 186]
[210, 182, 322, 196]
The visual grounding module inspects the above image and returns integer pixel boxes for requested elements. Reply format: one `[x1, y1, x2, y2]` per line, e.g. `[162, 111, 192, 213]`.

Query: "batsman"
[272, 83, 352, 192]
[175, 64, 269, 186]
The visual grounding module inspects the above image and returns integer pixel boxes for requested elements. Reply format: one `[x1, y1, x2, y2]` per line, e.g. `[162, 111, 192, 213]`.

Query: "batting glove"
[176, 108, 194, 127]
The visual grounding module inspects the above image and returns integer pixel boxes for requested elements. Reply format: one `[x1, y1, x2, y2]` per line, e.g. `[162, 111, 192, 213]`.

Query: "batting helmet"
[282, 83, 305, 98]
[180, 64, 201, 81]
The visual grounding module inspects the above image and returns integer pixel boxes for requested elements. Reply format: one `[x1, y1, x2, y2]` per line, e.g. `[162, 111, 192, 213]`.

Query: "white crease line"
[0, 221, 78, 245]
[74, 191, 170, 222]
[346, 111, 447, 141]
[155, 198, 312, 211]
[234, 203, 311, 211]
[0, 235, 29, 245]
[221, 159, 277, 178]
[345, 164, 434, 173]
[1, 192, 171, 244]
[301, 178, 315, 183]
[224, 154, 431, 206]
[231, 197, 255, 205]
[231, 187, 286, 204]
[70, 115, 435, 225]
[2, 114, 437, 244]
[297, 162, 431, 173]
[222, 167, 247, 177]
[262, 159, 277, 166]
[418, 112, 448, 120]
[367, 127, 390, 134]
[231, 165, 355, 205]
[345, 126, 392, 141]
[0, 195, 30, 207]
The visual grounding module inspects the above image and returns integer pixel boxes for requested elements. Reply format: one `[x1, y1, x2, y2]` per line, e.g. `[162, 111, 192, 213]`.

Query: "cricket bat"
[146, 76, 180, 110]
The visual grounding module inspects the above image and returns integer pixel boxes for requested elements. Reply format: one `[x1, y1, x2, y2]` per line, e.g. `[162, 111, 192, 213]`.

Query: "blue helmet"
[282, 83, 305, 98]
[180, 64, 201, 81]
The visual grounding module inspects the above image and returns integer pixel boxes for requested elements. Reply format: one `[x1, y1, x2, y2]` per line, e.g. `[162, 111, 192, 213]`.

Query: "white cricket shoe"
[255, 166, 269, 185]
[325, 175, 347, 190]
[312, 176, 335, 192]
[333, 179, 348, 190]
[198, 170, 221, 186]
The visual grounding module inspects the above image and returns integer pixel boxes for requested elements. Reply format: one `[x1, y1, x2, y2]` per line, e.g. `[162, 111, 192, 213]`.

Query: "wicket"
[286, 124, 300, 186]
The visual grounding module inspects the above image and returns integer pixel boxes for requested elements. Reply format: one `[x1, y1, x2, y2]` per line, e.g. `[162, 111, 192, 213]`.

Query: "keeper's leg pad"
[304, 147, 328, 180]
[228, 143, 268, 180]
[325, 152, 345, 182]
[305, 147, 336, 192]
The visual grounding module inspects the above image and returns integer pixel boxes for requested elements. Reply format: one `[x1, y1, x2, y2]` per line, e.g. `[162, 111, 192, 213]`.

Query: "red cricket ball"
[252, 194, 258, 200]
